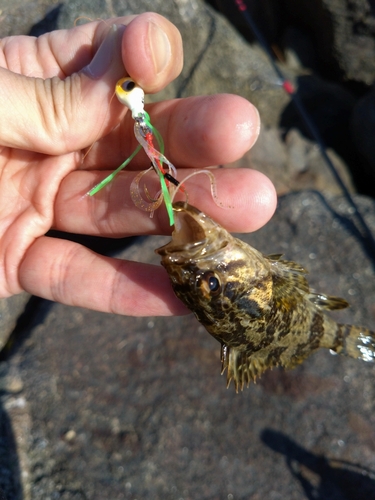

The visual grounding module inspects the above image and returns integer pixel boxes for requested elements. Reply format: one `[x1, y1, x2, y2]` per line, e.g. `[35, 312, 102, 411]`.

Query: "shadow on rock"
[279, 75, 375, 197]
[28, 3, 63, 37]
[309, 190, 375, 266]
[261, 428, 375, 500]
[0, 407, 22, 499]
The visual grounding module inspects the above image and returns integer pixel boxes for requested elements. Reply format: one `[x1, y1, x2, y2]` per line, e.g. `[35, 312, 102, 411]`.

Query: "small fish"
[156, 202, 375, 391]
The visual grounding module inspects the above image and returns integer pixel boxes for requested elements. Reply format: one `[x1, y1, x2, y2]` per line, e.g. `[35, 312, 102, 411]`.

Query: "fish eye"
[207, 275, 220, 292]
[198, 272, 221, 297]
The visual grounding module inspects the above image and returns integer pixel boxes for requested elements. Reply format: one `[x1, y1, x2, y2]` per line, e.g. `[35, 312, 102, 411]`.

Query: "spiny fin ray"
[221, 344, 273, 392]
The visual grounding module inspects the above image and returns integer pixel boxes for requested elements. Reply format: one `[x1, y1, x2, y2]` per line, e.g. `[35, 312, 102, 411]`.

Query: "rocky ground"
[0, 1, 375, 499]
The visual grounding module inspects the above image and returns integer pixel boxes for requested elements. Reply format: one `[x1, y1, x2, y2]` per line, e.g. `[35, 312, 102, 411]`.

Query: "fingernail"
[84, 24, 126, 80]
[237, 104, 261, 149]
[148, 21, 171, 75]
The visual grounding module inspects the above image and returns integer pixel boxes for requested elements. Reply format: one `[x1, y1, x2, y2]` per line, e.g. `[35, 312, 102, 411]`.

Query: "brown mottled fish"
[156, 202, 375, 392]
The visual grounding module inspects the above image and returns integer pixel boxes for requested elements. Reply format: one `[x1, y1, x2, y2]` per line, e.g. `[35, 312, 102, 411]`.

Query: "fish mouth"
[156, 202, 208, 257]
[171, 203, 207, 247]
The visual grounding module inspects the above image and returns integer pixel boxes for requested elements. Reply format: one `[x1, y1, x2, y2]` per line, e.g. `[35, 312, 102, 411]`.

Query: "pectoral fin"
[221, 344, 275, 392]
[307, 293, 349, 310]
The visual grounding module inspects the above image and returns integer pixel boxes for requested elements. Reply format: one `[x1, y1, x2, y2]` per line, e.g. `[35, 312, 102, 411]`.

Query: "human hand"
[0, 13, 276, 316]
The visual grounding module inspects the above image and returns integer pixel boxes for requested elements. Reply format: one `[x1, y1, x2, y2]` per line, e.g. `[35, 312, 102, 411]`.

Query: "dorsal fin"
[275, 258, 308, 275]
[269, 258, 310, 295]
[268, 253, 309, 276]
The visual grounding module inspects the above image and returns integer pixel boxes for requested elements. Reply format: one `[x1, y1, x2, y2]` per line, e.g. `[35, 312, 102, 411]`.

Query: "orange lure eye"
[115, 77, 145, 118]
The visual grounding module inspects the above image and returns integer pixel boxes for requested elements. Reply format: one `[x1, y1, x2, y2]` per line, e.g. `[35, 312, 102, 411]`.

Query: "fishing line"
[233, 0, 375, 257]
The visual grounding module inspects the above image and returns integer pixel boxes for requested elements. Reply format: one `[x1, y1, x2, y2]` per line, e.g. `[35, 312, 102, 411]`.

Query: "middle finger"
[82, 93, 260, 170]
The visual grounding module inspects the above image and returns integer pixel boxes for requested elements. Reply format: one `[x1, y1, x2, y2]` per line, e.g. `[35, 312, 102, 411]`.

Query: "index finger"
[0, 13, 182, 91]
[82, 93, 261, 171]
[0, 13, 183, 154]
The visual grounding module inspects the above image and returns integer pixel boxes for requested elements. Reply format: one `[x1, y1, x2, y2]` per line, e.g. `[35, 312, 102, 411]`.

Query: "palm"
[0, 145, 76, 295]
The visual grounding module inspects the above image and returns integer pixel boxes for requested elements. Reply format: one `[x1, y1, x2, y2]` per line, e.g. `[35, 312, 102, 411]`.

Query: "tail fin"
[334, 324, 375, 361]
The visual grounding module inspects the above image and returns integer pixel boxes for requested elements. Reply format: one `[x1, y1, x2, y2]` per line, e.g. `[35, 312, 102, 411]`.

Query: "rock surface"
[0, 294, 30, 352]
[283, 0, 375, 85]
[2, 192, 375, 499]
[229, 125, 356, 196]
[211, 0, 375, 85]
[0, 1, 61, 37]
[0, 1, 375, 499]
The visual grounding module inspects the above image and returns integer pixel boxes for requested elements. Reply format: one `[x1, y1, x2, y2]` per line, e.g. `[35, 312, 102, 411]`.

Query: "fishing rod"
[233, 0, 375, 257]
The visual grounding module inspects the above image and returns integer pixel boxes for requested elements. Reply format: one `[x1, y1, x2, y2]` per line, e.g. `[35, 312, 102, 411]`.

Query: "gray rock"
[60, 0, 362, 195]
[209, 0, 375, 85]
[0, 294, 30, 352]
[351, 84, 375, 183]
[1, 0, 362, 193]
[3, 0, 375, 173]
[0, 1, 61, 37]
[0, 2, 375, 498]
[283, 0, 375, 85]
[228, 125, 356, 196]
[3, 192, 375, 499]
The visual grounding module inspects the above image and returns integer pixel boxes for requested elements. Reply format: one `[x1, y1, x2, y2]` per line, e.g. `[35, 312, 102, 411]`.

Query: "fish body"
[156, 202, 375, 391]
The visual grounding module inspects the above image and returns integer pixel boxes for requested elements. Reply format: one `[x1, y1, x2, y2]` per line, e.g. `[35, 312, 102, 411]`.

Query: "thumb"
[0, 24, 126, 154]
[0, 14, 182, 155]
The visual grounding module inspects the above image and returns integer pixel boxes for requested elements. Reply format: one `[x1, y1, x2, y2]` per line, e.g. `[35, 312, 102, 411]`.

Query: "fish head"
[156, 202, 272, 336]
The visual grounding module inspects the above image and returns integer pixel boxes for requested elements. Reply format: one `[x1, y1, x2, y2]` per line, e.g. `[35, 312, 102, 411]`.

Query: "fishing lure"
[88, 77, 180, 225]
[88, 77, 228, 224]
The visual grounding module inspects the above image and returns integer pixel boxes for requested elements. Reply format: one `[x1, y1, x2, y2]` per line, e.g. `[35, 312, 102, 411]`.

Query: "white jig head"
[115, 77, 145, 119]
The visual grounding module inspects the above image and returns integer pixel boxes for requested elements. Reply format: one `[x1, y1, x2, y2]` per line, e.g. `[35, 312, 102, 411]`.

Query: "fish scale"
[157, 202, 375, 392]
